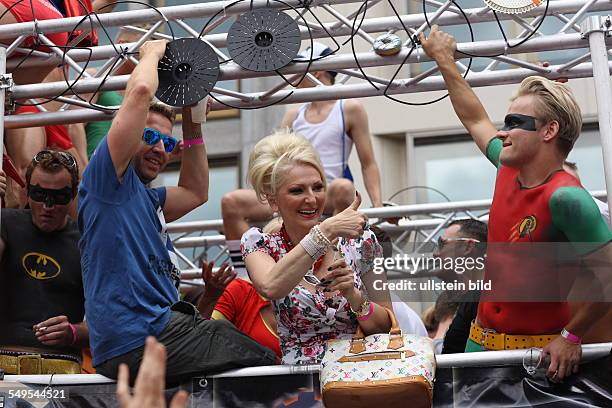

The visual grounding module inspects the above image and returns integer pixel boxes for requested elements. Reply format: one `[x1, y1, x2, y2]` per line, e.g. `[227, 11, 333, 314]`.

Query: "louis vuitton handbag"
[320, 308, 435, 408]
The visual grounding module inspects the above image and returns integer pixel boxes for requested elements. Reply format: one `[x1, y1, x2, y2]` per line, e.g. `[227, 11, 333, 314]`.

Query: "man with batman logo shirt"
[0, 150, 89, 374]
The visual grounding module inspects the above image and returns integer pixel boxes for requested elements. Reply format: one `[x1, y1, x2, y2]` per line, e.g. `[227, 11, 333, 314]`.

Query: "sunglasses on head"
[437, 236, 480, 251]
[501, 114, 538, 132]
[143, 128, 178, 153]
[33, 150, 77, 169]
[27, 184, 73, 206]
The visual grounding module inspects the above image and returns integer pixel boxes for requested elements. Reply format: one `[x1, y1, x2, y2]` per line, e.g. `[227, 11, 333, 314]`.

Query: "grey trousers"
[96, 302, 277, 385]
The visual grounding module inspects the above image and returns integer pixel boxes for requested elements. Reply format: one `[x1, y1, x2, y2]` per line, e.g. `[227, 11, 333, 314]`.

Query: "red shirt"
[213, 278, 281, 358]
[15, 105, 74, 150]
[479, 165, 581, 334]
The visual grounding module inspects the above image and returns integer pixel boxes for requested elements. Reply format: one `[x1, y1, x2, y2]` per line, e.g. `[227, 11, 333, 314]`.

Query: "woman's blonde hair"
[512, 76, 582, 157]
[248, 129, 326, 203]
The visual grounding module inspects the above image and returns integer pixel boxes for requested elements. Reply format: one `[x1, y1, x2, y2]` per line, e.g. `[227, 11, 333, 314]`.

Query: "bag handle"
[349, 307, 404, 354]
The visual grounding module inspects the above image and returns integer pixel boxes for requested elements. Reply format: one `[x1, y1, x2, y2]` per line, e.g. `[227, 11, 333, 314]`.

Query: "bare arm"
[246, 194, 368, 300]
[68, 124, 89, 169]
[419, 26, 497, 155]
[74, 321, 90, 348]
[345, 100, 383, 208]
[280, 107, 299, 129]
[92, 0, 117, 13]
[107, 40, 167, 180]
[163, 104, 210, 222]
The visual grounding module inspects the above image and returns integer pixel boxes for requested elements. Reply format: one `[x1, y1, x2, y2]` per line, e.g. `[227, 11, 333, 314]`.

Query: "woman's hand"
[320, 192, 368, 240]
[320, 258, 360, 301]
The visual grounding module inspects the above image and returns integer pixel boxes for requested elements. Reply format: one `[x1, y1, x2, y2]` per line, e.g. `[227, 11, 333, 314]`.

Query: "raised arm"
[246, 194, 368, 300]
[345, 100, 383, 208]
[419, 26, 497, 155]
[107, 40, 166, 180]
[162, 103, 210, 222]
[280, 107, 299, 130]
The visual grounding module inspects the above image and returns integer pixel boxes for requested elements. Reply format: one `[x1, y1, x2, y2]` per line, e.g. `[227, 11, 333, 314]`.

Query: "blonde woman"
[241, 130, 391, 364]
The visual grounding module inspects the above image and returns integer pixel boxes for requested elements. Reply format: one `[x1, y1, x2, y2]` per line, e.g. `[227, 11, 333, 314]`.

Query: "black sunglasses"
[437, 236, 480, 250]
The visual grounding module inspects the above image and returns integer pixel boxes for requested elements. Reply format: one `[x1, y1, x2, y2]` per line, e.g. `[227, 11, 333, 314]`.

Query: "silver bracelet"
[299, 226, 330, 260]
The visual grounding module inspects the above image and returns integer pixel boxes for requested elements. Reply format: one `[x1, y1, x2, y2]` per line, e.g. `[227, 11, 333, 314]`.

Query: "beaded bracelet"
[313, 225, 331, 245]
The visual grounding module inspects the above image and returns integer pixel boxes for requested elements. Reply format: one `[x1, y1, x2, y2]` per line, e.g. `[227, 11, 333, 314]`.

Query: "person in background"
[0, 150, 88, 374]
[430, 219, 487, 354]
[192, 218, 284, 359]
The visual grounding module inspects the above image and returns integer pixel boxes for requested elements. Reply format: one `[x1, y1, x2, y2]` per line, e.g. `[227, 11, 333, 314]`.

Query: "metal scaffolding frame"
[172, 190, 607, 281]
[0, 0, 610, 239]
[4, 342, 611, 383]
[1, 0, 611, 123]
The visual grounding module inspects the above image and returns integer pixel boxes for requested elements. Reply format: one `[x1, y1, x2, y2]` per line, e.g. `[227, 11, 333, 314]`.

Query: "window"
[412, 125, 608, 205]
[413, 134, 496, 203]
[151, 161, 239, 222]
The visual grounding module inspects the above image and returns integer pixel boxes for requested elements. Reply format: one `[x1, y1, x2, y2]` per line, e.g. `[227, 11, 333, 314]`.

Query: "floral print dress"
[241, 227, 382, 364]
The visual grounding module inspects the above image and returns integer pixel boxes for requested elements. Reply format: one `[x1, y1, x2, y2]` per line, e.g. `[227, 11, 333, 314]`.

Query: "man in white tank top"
[221, 42, 384, 277]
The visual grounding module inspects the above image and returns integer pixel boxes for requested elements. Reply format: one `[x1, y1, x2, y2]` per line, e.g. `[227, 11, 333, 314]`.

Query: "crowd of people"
[1, 12, 611, 405]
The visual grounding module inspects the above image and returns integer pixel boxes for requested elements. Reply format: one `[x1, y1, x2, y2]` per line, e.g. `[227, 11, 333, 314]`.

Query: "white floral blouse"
[241, 227, 383, 364]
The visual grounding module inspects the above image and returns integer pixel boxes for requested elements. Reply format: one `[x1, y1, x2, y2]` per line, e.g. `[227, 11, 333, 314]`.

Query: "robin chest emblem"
[510, 215, 537, 241]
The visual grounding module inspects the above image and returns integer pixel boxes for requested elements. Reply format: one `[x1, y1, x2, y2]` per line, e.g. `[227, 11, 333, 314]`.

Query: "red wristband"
[68, 323, 78, 345]
[183, 138, 204, 147]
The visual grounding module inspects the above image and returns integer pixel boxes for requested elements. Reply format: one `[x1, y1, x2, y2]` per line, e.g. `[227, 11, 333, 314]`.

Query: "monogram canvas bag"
[320, 308, 435, 408]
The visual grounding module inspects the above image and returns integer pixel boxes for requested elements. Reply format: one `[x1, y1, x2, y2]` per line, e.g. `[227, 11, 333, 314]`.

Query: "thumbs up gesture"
[320, 192, 369, 240]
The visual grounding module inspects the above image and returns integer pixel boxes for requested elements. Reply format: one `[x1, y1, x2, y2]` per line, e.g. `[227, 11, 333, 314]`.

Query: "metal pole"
[0, 0, 363, 40]
[5, 0, 612, 70]
[0, 48, 6, 229]
[582, 16, 612, 226]
[8, 32, 611, 100]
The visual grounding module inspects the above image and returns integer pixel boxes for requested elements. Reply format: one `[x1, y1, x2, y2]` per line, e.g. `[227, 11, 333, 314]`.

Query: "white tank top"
[292, 100, 353, 182]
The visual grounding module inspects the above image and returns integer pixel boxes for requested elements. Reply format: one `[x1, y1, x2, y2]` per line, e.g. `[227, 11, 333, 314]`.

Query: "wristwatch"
[350, 292, 371, 318]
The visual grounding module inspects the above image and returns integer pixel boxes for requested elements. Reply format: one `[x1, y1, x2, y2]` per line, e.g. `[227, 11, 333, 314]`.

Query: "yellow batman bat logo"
[21, 252, 61, 280]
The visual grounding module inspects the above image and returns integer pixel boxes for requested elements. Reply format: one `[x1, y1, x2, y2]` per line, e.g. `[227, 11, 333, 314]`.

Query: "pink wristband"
[68, 323, 78, 345]
[561, 328, 581, 344]
[357, 302, 375, 321]
[183, 138, 204, 147]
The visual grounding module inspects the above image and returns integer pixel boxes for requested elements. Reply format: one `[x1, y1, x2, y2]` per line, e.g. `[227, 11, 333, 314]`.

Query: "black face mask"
[27, 184, 73, 207]
[501, 114, 538, 131]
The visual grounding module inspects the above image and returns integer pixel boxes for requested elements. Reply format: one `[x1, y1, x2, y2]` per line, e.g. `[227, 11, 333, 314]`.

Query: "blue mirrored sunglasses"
[143, 127, 178, 153]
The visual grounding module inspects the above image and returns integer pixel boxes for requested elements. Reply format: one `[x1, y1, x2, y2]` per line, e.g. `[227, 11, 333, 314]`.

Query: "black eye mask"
[502, 114, 538, 131]
[27, 184, 73, 206]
